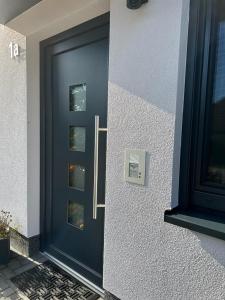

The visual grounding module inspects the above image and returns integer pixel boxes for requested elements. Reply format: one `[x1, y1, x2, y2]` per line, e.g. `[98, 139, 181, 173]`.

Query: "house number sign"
[9, 42, 20, 59]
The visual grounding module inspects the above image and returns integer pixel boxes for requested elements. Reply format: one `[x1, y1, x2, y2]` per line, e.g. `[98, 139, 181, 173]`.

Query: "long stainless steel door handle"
[93, 115, 107, 220]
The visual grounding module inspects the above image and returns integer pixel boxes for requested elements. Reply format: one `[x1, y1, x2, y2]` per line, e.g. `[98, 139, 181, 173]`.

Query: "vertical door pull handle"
[93, 115, 107, 220]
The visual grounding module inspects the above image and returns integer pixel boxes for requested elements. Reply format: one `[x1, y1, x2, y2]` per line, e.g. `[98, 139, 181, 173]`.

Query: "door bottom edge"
[41, 251, 105, 298]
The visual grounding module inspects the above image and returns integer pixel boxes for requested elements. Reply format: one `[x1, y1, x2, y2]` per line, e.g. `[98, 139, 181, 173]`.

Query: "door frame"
[40, 13, 110, 291]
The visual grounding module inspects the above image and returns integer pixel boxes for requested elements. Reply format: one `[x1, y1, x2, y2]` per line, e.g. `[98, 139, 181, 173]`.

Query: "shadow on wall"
[17, 46, 26, 62]
[196, 232, 225, 269]
[109, 0, 189, 115]
[145, 152, 151, 188]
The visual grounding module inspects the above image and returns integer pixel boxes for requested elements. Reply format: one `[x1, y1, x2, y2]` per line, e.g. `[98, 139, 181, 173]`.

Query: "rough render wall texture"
[104, 1, 225, 300]
[0, 25, 27, 235]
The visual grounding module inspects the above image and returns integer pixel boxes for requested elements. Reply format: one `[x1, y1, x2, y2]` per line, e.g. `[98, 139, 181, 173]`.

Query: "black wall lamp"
[127, 0, 148, 9]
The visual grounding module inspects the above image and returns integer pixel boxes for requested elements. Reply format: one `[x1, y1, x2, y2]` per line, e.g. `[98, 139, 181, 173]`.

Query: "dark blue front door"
[41, 14, 109, 287]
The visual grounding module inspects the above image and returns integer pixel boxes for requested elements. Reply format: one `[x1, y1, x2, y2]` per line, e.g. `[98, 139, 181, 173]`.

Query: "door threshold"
[42, 251, 105, 298]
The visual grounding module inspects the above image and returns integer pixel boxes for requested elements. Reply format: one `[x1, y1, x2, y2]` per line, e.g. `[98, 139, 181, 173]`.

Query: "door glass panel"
[69, 164, 85, 191]
[70, 84, 86, 111]
[69, 127, 86, 152]
[68, 200, 84, 230]
[206, 18, 225, 186]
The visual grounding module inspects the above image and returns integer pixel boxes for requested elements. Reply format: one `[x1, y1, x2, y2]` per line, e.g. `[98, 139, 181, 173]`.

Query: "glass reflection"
[68, 200, 84, 230]
[207, 21, 225, 185]
[69, 127, 86, 152]
[70, 84, 86, 112]
[69, 164, 85, 191]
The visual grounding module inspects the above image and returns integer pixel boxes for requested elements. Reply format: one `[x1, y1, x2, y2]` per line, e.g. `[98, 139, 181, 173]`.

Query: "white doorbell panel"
[124, 149, 146, 185]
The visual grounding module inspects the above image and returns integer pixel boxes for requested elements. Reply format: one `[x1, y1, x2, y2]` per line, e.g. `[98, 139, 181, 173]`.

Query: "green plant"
[0, 210, 12, 239]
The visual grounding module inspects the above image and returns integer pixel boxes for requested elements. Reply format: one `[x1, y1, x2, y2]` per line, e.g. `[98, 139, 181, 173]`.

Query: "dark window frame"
[165, 0, 225, 240]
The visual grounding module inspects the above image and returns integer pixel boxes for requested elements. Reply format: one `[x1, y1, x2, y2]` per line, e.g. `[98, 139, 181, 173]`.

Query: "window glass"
[70, 84, 86, 112]
[68, 200, 84, 230]
[69, 164, 85, 191]
[206, 21, 225, 185]
[69, 127, 86, 152]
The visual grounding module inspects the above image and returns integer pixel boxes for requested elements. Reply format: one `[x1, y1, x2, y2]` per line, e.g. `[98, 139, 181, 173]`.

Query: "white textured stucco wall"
[103, 1, 225, 299]
[4, 1, 225, 299]
[0, 25, 27, 235]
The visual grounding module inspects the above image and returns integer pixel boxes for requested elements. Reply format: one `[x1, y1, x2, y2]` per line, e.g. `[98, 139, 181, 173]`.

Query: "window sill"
[164, 208, 225, 241]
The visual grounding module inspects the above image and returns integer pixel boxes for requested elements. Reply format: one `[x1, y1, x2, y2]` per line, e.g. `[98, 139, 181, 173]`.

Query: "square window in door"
[69, 164, 85, 191]
[69, 127, 86, 152]
[68, 200, 84, 230]
[70, 83, 86, 111]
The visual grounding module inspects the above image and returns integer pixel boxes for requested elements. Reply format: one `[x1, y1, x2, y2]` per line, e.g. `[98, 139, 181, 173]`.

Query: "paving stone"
[34, 256, 47, 264]
[0, 279, 10, 291]
[16, 257, 30, 266]
[31, 253, 44, 261]
[1, 269, 15, 279]
[0, 264, 6, 270]
[8, 260, 21, 271]
[0, 250, 42, 300]
[0, 287, 15, 297]
[5, 292, 22, 300]
[13, 263, 36, 276]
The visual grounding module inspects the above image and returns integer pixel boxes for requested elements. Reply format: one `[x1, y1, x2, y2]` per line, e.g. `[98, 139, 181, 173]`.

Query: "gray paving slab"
[0, 249, 47, 300]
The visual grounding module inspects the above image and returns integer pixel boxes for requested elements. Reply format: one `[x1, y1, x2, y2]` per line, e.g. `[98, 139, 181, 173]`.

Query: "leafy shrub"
[0, 210, 12, 239]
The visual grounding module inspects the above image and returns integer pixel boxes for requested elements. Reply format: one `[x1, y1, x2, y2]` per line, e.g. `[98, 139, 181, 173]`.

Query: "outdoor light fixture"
[127, 0, 148, 9]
